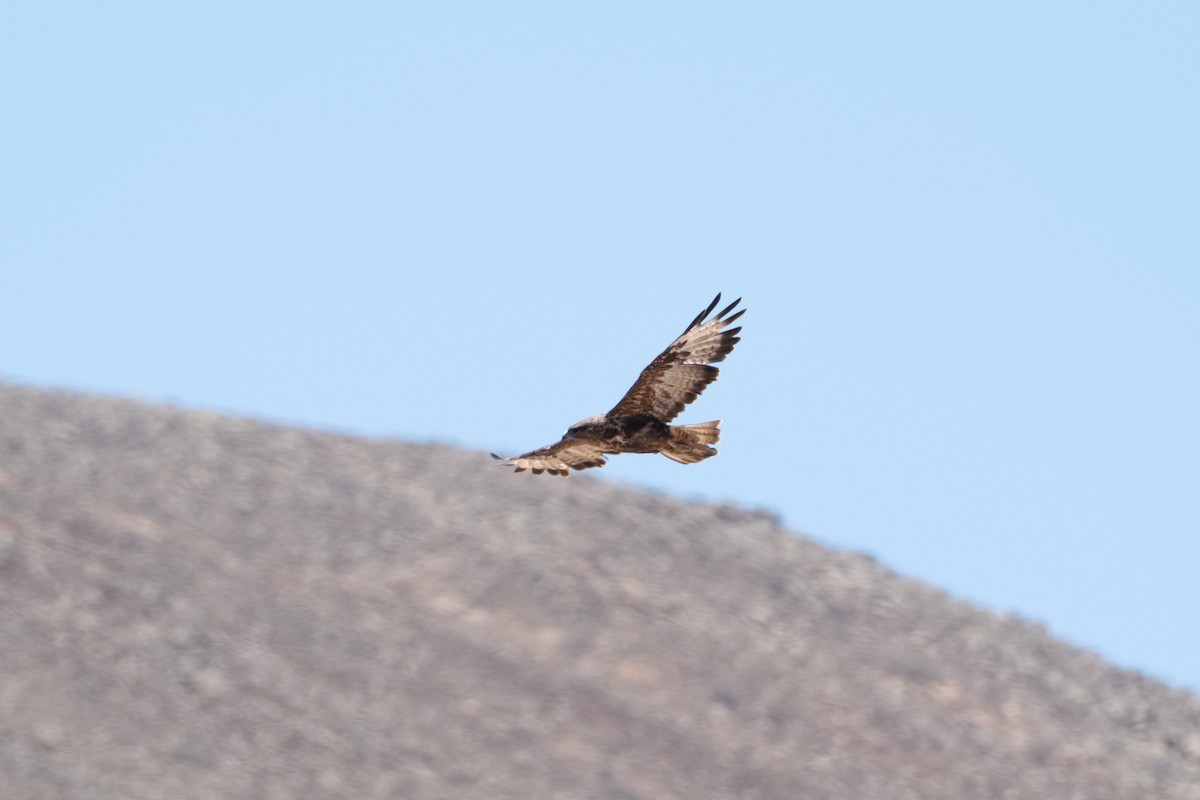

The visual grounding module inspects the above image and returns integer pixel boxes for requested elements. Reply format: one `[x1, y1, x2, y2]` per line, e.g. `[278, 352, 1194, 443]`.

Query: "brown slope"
[0, 381, 1197, 800]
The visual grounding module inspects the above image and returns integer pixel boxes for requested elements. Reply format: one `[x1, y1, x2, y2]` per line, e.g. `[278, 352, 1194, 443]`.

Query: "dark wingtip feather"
[683, 293, 723, 334]
[717, 297, 743, 321]
[490, 453, 505, 461]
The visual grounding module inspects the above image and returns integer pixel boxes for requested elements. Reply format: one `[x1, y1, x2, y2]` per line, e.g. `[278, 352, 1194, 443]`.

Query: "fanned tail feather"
[660, 421, 721, 464]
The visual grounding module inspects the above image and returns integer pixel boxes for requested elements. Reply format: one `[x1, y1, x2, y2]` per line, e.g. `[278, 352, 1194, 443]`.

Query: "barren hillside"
[1, 382, 1197, 799]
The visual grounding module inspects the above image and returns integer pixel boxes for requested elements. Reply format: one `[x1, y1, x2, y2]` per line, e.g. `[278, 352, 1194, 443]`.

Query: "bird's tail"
[661, 421, 721, 464]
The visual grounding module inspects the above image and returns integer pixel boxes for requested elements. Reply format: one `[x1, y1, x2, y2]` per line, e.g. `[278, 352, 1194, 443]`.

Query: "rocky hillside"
[1, 382, 1197, 799]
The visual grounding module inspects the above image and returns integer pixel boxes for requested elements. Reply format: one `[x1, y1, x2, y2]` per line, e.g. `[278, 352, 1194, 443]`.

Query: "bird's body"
[567, 413, 668, 453]
[492, 294, 744, 476]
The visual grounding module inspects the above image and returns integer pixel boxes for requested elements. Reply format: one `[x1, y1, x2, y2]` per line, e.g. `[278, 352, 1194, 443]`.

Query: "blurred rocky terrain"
[1, 381, 1197, 799]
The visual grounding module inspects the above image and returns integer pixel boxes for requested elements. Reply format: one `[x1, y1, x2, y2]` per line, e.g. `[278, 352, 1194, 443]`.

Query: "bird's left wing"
[491, 438, 609, 477]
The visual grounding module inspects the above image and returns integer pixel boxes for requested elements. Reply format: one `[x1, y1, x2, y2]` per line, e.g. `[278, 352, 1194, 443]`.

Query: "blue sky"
[3, 4, 1198, 691]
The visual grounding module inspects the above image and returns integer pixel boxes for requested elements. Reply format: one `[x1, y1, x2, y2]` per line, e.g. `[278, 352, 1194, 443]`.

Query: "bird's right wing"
[608, 293, 745, 423]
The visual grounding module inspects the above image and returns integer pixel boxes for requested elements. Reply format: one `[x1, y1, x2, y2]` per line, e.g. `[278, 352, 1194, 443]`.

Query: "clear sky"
[3, 4, 1198, 691]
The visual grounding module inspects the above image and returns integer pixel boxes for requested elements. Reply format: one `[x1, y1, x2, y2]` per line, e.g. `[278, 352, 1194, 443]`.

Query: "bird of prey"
[492, 293, 745, 476]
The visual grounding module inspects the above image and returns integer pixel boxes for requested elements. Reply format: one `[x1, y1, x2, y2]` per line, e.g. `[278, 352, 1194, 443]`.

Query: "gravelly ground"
[1, 381, 1198, 799]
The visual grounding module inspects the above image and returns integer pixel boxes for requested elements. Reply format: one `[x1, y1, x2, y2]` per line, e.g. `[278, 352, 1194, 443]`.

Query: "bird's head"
[565, 415, 605, 437]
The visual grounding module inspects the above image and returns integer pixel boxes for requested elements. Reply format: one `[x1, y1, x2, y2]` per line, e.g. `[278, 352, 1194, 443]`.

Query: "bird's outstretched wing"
[491, 439, 609, 477]
[607, 293, 744, 423]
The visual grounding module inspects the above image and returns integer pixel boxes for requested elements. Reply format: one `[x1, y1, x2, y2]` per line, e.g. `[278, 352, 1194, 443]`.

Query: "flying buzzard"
[492, 293, 745, 476]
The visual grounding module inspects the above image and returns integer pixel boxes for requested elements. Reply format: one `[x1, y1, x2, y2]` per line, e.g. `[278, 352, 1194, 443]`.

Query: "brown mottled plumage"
[492, 294, 745, 476]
